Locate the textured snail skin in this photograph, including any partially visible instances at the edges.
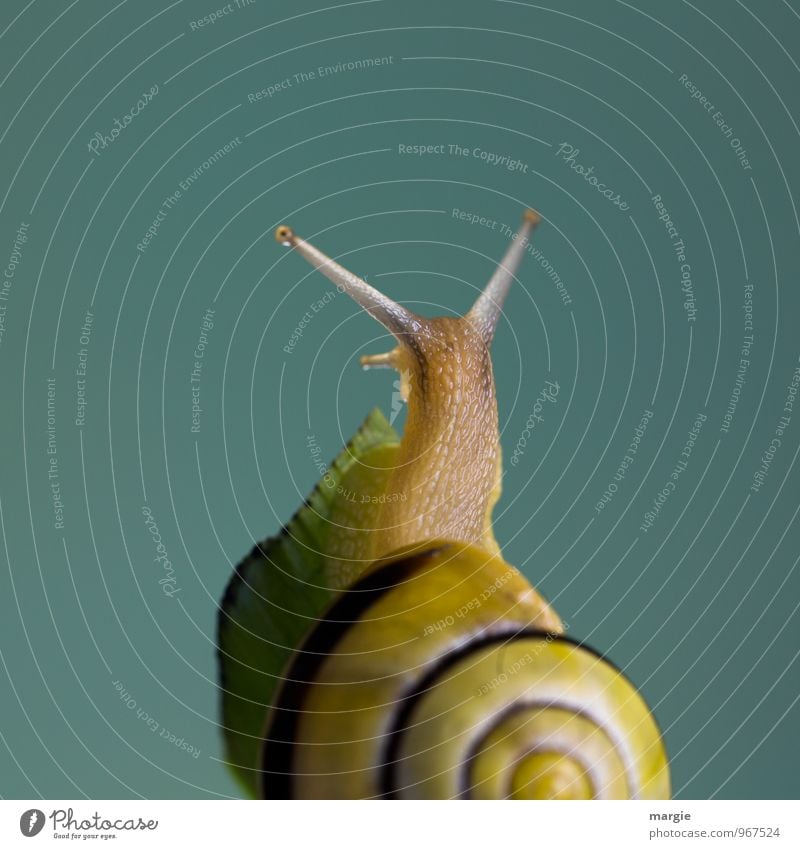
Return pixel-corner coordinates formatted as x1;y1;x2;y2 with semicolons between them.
366;319;503;559
263;213;671;799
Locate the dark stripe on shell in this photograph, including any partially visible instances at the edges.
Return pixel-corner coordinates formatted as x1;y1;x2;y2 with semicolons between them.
379;631;626;799
259;545;450;799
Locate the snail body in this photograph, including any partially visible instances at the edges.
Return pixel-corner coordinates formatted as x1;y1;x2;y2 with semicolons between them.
231;212;670;799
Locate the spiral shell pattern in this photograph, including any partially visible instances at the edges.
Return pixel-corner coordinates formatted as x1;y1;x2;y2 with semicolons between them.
260;543;669;799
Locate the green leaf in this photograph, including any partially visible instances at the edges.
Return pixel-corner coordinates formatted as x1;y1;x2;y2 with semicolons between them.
217;408;399;796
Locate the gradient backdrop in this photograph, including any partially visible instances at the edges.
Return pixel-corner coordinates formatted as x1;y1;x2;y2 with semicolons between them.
0;0;798;800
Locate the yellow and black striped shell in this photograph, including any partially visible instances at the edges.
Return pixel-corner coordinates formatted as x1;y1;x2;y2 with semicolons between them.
260;543;670;799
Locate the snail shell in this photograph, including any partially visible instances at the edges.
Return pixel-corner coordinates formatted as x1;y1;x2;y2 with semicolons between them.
238;211;672;799
260;543;670;800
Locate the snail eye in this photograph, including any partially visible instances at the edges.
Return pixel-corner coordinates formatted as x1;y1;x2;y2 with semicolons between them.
274;225;294;245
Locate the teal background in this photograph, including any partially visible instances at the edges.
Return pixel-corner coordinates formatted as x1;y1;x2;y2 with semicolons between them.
0;0;798;800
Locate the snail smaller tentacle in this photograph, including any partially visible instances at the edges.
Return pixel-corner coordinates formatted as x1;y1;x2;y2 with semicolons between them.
360;350;399;370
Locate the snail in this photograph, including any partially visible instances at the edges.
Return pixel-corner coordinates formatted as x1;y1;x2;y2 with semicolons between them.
219;211;670;800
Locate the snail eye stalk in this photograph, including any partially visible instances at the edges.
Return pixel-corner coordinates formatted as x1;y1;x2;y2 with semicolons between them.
274;224;422;340
467;208;541;347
